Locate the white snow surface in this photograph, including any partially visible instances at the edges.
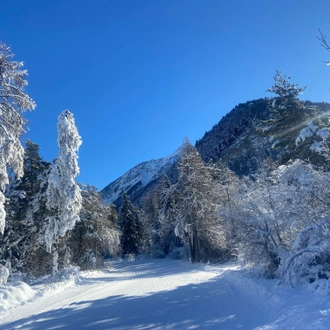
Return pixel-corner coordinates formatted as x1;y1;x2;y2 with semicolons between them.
295;122;318;146
316;128;329;140
0;259;330;329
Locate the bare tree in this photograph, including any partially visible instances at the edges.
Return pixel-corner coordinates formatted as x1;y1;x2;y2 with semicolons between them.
317;29;330;65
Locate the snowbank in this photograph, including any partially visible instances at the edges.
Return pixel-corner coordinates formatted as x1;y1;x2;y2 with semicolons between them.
0;282;36;312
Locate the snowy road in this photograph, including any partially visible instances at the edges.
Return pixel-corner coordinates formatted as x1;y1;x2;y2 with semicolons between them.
0;259;267;329
1;258;330;329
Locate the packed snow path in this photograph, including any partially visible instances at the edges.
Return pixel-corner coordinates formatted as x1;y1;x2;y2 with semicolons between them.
1;259;330;329
0;259;266;329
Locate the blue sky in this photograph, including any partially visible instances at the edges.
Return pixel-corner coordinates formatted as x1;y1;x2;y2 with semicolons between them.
1;0;330;189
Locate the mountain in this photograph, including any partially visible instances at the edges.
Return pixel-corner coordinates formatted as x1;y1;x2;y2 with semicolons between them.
101;147;182;206
196;99;330;175
102;98;330;206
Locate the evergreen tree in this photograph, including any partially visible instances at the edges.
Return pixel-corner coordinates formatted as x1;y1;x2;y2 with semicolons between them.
119;194;143;256
142;175;182;258
265;71;317;134
264;71;319;164
69;184;120;270
266;70;306;101
0;43;36;234
45;110;82;276
0;140;51;276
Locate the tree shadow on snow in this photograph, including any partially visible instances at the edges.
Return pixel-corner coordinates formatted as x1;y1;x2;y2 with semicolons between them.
1;264;266;330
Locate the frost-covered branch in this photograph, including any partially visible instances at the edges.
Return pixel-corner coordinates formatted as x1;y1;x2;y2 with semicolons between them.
0;43;36;234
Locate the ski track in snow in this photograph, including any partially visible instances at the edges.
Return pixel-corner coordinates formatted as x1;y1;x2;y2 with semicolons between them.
0;259;330;329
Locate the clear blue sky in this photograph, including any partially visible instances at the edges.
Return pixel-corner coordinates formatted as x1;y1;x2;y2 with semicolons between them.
1;0;329;189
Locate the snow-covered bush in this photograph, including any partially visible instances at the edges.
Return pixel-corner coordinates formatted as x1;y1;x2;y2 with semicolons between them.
231;161;330;279
0;264;9;285
281;220;330;288
278;164;330;289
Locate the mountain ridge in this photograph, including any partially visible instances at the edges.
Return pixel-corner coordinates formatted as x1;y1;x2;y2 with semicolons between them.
101;146;182;205
101;98;330;206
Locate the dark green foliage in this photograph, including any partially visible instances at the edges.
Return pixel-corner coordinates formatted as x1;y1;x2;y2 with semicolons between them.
196;93;330;178
265;71;311;132
0;140;52;276
266;70;306;100
69;184;120;270
141;175;182;259
196;98;269;166
119;194;143;256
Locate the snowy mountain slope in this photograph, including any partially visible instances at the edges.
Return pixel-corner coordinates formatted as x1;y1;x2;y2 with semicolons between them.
1;259;330;329
101;147;182;205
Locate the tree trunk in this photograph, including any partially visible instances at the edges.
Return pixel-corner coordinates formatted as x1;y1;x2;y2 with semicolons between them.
52;245;58;277
189;236;195;263
193;224;200;263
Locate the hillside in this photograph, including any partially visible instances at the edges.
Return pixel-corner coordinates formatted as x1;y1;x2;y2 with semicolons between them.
101;147;181;206
196;99;330;175
102;98;330;206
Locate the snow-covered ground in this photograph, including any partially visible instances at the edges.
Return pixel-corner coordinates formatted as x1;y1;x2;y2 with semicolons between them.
0;258;330;329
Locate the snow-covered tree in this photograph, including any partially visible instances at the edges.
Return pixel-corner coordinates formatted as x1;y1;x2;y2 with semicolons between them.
45;110;82;275
0;140;51;276
175;139;226;263
69;184;120;270
230;160;330;279
0;43;36;234
279;165;330;287
266;70;306;101
265;71;312;134
142;175;182;258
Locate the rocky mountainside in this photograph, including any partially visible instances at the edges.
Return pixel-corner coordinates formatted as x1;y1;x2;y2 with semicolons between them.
101;98;330;206
196;99;330;175
101;147;182;206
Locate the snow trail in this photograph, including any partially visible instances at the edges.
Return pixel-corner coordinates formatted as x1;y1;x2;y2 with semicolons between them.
2;259;330;329
0;259;266;329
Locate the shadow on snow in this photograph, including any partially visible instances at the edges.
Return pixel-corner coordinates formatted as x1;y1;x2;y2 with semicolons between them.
2;260;266;329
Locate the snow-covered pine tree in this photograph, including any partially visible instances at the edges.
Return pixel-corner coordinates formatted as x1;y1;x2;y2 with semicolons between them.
142;174;182;258
265;71;319;137
69;184;120;270
266;70;306;101
0;43;36;234
0;140;51;276
45;110;82;276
